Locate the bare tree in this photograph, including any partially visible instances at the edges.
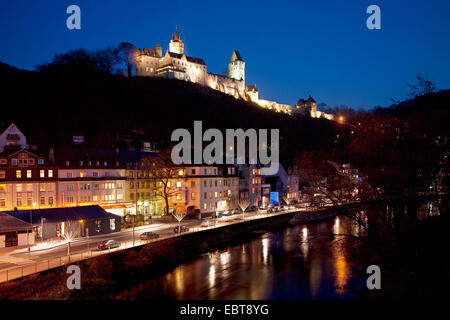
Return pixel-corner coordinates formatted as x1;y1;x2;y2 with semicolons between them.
172;208;187;235
142;148;185;216
408;72;437;98
62;220;80;263
238;197;250;213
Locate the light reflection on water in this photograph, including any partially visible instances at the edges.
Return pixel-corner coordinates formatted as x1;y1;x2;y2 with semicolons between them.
143;216;362;299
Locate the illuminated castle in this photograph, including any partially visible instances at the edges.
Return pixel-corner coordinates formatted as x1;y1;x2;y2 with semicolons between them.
135;28;334;120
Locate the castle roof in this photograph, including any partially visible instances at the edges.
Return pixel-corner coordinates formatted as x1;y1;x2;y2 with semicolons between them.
306;95;316;103
171;28;181;42
230;50;243;62
167;52;206;65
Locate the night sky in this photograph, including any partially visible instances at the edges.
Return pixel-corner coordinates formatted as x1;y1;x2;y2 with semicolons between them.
1;0;449;109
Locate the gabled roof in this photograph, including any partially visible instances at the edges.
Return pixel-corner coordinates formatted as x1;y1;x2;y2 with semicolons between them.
167;52;206;65
0;213;32;232
3;205;120;224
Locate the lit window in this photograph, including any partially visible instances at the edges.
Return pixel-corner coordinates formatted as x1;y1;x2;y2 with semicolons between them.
80;172;87;178
66;161;70;166
176;181;182;188
0;184;6;192
0;159;6;165
16;170;21;178
176;193;182;200
191;192;195;200
26;170;32;178
16;184;22;192
110;219;116;231
178;169;184;176
48;170;53;178
214;192;218;198
0;171;5;179
40;170;45;178
37;159;44;165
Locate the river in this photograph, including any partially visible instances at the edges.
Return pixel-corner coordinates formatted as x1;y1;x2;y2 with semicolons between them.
131;215;366;299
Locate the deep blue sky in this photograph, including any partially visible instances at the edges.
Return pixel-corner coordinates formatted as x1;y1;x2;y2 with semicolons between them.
1;0;449;109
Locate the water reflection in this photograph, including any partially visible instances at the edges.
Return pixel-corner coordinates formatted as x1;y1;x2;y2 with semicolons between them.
136;216;361;299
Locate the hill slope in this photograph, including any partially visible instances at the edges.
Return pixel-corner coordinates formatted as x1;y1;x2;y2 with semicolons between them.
0;62;341;161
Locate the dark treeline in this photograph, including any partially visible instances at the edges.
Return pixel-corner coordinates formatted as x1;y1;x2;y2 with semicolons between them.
0;47;340;163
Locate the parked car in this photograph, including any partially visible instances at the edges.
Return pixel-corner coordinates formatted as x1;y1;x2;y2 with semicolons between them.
222;210;232;216
140;231;159;240
268;206;279;213
201;219;214;227
231;208;239;215
97;239;121;250
215;211;224;218
173;225;189;233
245;206;258;212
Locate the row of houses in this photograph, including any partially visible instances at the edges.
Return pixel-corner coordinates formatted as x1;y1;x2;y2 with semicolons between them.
0;123;302;220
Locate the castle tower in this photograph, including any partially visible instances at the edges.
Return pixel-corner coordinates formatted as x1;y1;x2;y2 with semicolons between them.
169;27;184;55
228;50;245;82
155;43;162;57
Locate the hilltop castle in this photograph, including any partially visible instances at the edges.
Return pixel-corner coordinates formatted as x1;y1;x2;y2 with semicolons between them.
135;28;333;120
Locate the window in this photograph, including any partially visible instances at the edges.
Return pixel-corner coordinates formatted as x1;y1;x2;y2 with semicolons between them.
0;184;5;192
29;159;35;166
16;198;22;207
178;169;184;176
130;193;134;201
176;181;182;188
0;159;6;165
27;198;32;207
38;159;44;165
117;193;123;200
47;183;54;191
93;172;99;177
203;203;207;209
191;169;196;174
65;196;74;203
80;172;86;178
40;197;45;205
27;170;32;178
66;161;70;166
11;159;17;166
176;193;182;200
190;181;195;187
191;192;196;200
48;197;53;205
93;195;99;201
95;161;99;166
93;183;99;190
0;199;5;207
79;161;83;166
87;161;91;166
26;184;32;191
116;183;123;189
16;184;22;192
95;220;102;233
0;171;5;179
204;181;207;187
204;192;207;199
48;170;53;178
16;170;21;178
110;219;116;231
209;191;212;199
39;184;45;192
103;161;107;166
66;184;74;191
40;170;45;178
214;192;218;198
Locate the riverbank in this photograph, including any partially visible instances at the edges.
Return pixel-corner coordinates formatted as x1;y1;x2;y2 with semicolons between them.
0;208;337;299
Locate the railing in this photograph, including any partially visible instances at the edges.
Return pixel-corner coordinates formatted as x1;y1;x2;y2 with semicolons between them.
0;238;165;283
0;206;330;284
